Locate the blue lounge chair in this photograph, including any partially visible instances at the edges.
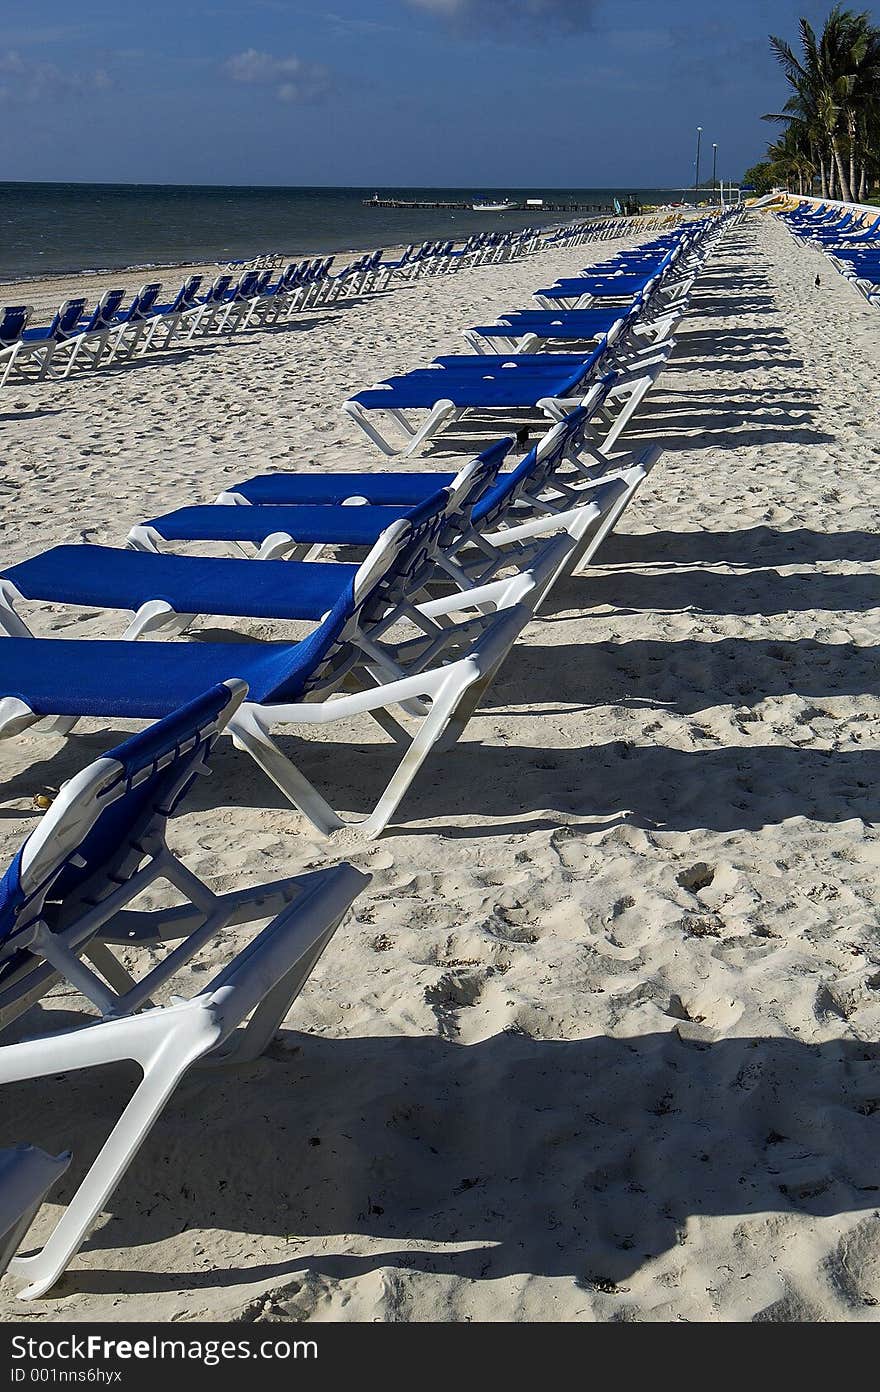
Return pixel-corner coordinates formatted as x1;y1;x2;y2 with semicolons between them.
209;269;264;333
0;678;367;1296
463;305;630;354
138;274;205;351
54;288;128;377
0;452;503;639
0;484;449;632
101;282;164;362
533;236;709;311
292;257;334;310
801;212;855;243
215;393;636;509
239;262;305;328
532;271;663;309
342;301;677;457
130;401;662;607
0;306;31;353
459;296;685;357
0;298;87;386
175;274;234;340
126;441;508;563
0;493;556;838
342;343;612;456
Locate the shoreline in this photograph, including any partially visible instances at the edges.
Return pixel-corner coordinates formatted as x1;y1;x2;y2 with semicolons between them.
0;218;584;291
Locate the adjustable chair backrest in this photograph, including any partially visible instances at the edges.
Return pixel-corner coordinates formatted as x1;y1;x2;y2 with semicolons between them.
83;289;126;333
232;271;260;299
0;681;248;1026
813;213;852;237
125;282;163;322
171;275;204;311
351;491;449;613
0;307;30;347
471;386;615;529
205;275;233;304
435;437;516;546
283;492;452;702
47;299;88;340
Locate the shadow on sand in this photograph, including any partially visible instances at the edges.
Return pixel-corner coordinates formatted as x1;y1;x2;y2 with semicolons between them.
7;1027;880;1298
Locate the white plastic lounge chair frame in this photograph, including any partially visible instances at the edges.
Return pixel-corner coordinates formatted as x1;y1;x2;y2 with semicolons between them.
188;470;651;838
342;325;672;459
0;298;87;387
52;290;129;379
221;524;597;840
0;501;622;842
0;679;368;1296
1;857;364;1299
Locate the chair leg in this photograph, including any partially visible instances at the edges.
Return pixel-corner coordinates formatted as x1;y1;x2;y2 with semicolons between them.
0;346;22;389
3;1003;222;1299
42;715;82;737
396;403;458;458
123;600;196;640
208;924;339;1065
570;470;649;578
228;709;345;836
0;585;35;639
0;697;41;739
359;607;528;839
357;660;482;839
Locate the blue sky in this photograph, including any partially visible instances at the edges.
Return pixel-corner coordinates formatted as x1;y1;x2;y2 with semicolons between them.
0;0;870;187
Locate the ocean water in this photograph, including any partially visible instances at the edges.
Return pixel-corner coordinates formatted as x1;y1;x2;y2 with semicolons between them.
0;183;680;282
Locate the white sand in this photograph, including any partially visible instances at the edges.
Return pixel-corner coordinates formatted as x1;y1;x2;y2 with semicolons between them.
2;215;880;1323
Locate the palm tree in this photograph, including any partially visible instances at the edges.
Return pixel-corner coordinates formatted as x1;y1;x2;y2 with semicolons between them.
766;126;816;195
858;96;880;198
845;17;880;198
765;7;880;204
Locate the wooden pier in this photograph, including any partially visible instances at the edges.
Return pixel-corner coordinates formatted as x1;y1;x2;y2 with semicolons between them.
364;198;468;209
362;197;618;212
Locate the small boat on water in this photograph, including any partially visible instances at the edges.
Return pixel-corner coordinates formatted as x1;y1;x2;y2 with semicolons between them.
472;198;515;212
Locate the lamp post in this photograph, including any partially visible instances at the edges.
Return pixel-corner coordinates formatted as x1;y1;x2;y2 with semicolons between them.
712;143;718;205
694;126;703;204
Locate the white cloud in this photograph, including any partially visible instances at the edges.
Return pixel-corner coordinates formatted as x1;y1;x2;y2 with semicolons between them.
0;49;114;104
223;48;331;102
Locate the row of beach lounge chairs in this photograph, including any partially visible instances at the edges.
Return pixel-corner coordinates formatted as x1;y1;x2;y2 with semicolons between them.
0;214;686;390
342;230;702;456
0;253;397;388
777;198;880;305
0;205;740;1299
219;211;682;274
0;229;553;388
